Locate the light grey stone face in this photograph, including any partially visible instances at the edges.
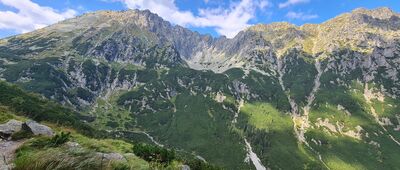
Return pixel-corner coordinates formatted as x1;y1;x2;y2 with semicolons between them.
0;120;23;139
24;121;54;137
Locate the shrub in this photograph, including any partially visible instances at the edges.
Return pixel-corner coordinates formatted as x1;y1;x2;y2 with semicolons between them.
30;136;53;148
106;121;119;128
11;130;33;140
133;143;175;164
49;132;71;147
185;159;222;170
30;132;71;148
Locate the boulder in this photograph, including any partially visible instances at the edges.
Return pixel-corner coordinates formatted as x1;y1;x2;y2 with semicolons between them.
0;120;23;139
96;152;126;162
24;121;54;137
103;153;125;161
65;142;80;148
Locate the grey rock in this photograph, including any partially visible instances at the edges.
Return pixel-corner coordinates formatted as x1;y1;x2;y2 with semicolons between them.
0;154;9;170
24;121;54;137
96;152;126;162
232;80;250;97
0;120;23;139
180;165;191;170
65;142;80;148
104;153;125;161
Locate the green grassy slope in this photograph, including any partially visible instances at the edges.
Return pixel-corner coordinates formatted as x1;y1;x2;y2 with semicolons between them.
0;81;220;170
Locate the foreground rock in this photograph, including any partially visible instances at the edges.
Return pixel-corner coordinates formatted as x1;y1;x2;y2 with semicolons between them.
24;121;54;137
0;120;23;139
96;152;126;162
0;120;53;170
103;153;126;162
0;120;54;139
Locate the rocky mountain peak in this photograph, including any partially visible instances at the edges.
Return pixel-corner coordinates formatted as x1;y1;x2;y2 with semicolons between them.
235;7;400;57
248;22;297;32
351;7;396;19
1;7;399;73
325;7;399;28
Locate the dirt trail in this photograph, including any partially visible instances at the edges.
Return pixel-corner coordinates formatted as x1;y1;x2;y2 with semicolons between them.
0;140;26;170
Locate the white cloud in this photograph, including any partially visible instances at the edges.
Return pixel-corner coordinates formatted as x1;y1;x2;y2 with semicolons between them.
0;0;77;33
258;0;270;9
120;0;271;38
285;11;318;20
278;0;309;9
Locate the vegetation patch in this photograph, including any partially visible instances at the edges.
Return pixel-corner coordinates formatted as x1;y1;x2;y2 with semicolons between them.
238;102;322;169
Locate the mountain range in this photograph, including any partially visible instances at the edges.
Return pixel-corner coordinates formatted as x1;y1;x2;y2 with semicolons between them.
0;7;400;170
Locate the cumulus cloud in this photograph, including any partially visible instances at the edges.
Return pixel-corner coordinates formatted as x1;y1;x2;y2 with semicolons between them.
120;0;270;38
286;11;318;20
279;0;309;9
0;0;77;33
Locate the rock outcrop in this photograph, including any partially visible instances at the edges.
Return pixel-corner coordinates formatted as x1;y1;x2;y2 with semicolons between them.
0;120;23;139
0;120;54;170
99;152;126;162
0;120;54;140
24;121;54;137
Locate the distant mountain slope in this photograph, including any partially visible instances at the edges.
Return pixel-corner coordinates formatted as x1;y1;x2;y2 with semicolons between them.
0;7;400;170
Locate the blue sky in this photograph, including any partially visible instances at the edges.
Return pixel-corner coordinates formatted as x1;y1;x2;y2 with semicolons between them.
0;0;399;38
